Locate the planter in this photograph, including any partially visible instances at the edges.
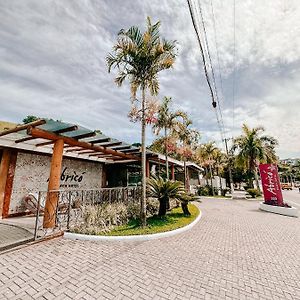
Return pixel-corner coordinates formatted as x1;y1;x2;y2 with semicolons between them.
64;210;202;242
259;202;298;218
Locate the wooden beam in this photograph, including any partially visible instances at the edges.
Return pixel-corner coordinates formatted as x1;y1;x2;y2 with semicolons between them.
43;139;64;228
28;127;140;161
35;140;55;147
65;147;84;153
0;119;46;137
76;150;99;154
0;150;11;217
146;159;150;178
110;145;131;150
88;152;107;157
15;136;37;143
122;149;140;153
69;131;96;140
15;125;78;144
171;164;175;180
90;137;110;144
99;142;122;147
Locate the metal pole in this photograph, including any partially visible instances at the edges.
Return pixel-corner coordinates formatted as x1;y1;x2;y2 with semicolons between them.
34;191;42;240
66;191;71;230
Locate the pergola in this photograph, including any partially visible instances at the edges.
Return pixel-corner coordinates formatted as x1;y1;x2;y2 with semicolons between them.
0;119;141;227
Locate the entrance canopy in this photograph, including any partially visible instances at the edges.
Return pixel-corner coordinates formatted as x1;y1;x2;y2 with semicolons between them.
0;119;141;163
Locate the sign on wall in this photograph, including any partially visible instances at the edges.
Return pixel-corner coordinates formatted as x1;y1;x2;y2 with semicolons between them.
259;164;283;206
9;152;103;214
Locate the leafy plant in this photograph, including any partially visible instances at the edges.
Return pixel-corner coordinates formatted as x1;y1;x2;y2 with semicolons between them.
147;176;184;216
246;188;261;198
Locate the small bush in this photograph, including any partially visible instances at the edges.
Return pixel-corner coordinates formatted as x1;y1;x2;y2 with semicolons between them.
197;185;218;196
246;188;261;198
221;188;230;197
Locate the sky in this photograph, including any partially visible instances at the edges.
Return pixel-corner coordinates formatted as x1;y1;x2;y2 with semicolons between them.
0;0;299;159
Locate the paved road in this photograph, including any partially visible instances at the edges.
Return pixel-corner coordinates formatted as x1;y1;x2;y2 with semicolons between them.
0;199;299;300
282;189;300;208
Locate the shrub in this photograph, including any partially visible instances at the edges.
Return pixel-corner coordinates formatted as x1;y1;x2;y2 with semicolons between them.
246;188;261;198
147;176;184;216
221;188;230;197
197;185;218;196
74;203;129;234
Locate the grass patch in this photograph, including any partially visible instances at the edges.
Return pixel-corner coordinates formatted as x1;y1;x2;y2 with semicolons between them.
102;203;199;236
203;195;231;199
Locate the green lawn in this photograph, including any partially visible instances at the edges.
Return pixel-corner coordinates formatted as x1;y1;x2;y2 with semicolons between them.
103;203;200;236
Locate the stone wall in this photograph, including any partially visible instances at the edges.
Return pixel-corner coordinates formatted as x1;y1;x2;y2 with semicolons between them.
9;152;103;215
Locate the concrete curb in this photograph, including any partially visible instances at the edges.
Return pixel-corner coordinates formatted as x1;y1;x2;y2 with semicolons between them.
259;202;298;217
64;209;202;242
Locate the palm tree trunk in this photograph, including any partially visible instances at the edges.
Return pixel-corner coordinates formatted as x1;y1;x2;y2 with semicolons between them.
158;197;168;217
184;159;187;191
254;166;260;191
165;127;169;179
209;160;214;196
141;87;147;227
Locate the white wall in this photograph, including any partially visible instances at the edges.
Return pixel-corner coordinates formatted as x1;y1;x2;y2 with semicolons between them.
9;152;103;214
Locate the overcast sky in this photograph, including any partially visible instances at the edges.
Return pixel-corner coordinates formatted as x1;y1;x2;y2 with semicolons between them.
0;0;299;158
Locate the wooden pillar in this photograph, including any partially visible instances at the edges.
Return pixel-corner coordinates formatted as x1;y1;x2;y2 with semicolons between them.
2;150;18;218
146;159;150;178
171;164;175;181
0;150;11;218
43;139;64;228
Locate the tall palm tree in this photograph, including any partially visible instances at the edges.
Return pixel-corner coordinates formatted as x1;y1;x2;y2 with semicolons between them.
152;96;187;179
213;148;227;192
175;118;200;190
197;142;217;195
107;17;176;226
233;124;278;189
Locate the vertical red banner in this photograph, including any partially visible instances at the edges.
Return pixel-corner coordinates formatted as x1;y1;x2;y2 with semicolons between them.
259;164;283;206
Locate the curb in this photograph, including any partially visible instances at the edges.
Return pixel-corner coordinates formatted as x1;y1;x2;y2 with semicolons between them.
64;209;202;242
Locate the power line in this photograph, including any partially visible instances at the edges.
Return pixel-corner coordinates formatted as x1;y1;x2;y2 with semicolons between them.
232;0;236;136
186;0;216;109
195;0;225;136
209;0;227;132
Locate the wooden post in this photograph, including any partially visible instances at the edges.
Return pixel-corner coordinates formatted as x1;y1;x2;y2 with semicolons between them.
171;164;175;181
146;159;150;178
43;139;64;228
2;150;18;218
0;150;11;218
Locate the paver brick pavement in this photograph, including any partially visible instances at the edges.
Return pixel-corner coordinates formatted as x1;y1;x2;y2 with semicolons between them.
0;199;299;299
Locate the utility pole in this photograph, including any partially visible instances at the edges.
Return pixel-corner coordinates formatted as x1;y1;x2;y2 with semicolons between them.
223;138;234;197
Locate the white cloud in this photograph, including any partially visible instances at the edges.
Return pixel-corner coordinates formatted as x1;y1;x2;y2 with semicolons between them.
0;0;299;158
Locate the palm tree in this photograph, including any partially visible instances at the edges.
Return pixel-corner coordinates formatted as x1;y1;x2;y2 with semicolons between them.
152;96;187;179
233;124;278;189
175;118;200;191
147;176;184;216
213;148;227;193
107;17;177;226
197;142;217;196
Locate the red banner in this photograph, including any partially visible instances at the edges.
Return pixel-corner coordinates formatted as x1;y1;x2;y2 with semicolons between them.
259;164;283;206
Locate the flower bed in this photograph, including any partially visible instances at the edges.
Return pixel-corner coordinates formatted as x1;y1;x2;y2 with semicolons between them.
70;203;199;236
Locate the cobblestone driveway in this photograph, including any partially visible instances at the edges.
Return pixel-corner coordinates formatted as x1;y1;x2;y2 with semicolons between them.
0;199;299;300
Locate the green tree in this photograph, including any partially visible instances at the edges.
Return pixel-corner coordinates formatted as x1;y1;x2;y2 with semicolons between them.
152;96;186;179
23;115;38;124
233;124;278;189
107;17;177;226
196;142;217;195
174;118;200;190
